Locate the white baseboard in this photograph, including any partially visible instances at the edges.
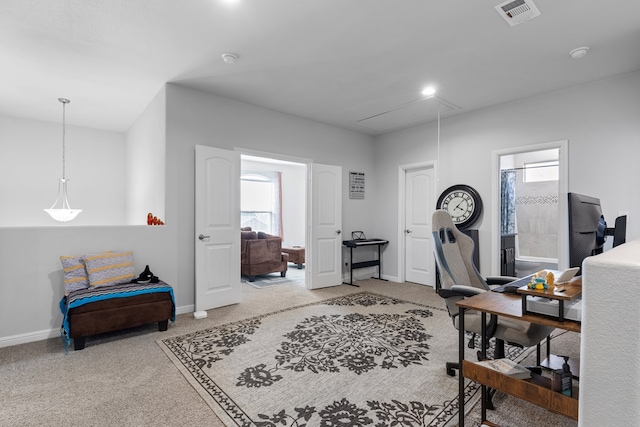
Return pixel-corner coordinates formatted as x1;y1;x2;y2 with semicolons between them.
381;273;400;283
0;328;60;348
0;304;195;349
176;304;194;315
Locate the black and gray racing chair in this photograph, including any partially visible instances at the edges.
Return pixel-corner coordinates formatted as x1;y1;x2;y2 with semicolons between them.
432;209;554;376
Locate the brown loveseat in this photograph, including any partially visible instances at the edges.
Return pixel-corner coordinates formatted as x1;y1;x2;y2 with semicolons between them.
241;229;288;281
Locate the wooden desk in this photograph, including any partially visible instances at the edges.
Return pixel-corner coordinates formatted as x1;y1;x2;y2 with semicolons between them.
456;291;580;426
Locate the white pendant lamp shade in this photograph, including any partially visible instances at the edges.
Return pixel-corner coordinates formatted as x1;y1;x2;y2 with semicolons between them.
44;178;82;222
45;98;82;222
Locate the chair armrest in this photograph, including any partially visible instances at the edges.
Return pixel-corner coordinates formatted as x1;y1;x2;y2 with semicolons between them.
486;276;518;286
452;285;486;296
438;285;485;298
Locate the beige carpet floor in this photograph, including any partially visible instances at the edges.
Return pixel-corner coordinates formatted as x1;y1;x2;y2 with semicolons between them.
0;279;579;426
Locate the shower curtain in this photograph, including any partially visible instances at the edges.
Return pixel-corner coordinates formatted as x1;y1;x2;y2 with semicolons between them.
501;169;517;235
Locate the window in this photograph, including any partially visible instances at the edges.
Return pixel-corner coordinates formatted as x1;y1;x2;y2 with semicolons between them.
241;172;282;235
524;160;558;183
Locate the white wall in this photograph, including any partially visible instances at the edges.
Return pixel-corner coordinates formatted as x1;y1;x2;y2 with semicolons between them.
374;71;640;279
126;87;166;225
165;83;378;307
0;114;127;226
580;238;640;425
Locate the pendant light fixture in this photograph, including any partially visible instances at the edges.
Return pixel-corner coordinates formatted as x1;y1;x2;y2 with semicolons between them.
44;98;82;222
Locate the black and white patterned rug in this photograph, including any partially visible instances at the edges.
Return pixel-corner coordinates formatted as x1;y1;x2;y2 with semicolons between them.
158;292;525;426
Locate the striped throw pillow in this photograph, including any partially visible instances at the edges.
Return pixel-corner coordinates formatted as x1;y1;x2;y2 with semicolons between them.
60;255;90;295
85;251;135;288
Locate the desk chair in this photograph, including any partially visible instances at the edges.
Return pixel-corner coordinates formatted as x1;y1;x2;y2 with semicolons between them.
432;210;553;377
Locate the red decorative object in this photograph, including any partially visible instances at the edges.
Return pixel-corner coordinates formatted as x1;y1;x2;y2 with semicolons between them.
147;212;164;226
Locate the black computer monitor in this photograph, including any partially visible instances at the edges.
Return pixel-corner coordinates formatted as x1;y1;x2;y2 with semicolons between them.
610;215;627;248
568;192;627;274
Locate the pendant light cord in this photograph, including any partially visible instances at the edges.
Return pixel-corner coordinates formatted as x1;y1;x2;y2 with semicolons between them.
62;100;66;179
436;103;440;182
58;98;70;180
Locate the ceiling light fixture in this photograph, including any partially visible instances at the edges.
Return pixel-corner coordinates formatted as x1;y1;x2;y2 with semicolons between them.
569;46;589;59
422;86;437;97
221;53;238;64
44;98;82;222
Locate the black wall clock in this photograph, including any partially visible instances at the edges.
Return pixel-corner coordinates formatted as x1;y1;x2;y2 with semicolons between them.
436;184;483;229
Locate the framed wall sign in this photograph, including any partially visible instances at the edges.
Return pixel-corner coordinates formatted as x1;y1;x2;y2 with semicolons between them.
349;172;365;199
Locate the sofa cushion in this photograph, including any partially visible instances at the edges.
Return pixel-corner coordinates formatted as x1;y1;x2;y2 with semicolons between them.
258;231;278;239
241;226;252;231
242;231;258;240
85;251;136;287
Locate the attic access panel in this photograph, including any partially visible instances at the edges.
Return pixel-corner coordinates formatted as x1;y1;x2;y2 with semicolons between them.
356;96;459;133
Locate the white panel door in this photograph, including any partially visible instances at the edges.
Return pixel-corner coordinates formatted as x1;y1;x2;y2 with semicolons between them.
404;167;435;286
195;145;241;311
309;163;342;289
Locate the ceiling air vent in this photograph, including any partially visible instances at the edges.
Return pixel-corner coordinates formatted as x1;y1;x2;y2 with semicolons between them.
495;0;541;26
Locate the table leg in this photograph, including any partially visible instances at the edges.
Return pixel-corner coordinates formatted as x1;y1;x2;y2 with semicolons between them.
350;247;353;285
481;311;487;422
377;244;382;279
343;247;359;287
459;306;465;427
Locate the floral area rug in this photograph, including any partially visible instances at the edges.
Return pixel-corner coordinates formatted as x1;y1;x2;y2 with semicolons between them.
158;292;525;426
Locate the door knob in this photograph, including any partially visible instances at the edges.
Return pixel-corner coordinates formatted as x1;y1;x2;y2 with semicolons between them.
198;234;210;241
405;229;412;234
335;229;341;235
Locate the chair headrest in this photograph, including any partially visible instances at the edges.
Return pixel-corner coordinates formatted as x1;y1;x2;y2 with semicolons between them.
432;209;456;230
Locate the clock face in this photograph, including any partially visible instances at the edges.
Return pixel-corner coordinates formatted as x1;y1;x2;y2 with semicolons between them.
436;185;483;229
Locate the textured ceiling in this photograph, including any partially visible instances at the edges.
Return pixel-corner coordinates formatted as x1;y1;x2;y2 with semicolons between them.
1;0;639;135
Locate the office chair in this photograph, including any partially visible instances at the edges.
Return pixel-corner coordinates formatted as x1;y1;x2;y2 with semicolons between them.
431;210;554;377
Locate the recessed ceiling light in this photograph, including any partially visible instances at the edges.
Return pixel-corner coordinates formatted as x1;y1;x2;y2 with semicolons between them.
222;53;238;64
422;86;436;97
569;46;589;59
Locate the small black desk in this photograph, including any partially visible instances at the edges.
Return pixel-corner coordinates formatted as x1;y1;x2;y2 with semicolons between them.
342;238;389;286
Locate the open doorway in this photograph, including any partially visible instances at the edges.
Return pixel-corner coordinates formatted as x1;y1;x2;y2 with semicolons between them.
492;141;568;276
240;154;307;287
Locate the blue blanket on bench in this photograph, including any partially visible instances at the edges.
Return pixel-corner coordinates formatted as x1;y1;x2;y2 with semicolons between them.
59;281;176;349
